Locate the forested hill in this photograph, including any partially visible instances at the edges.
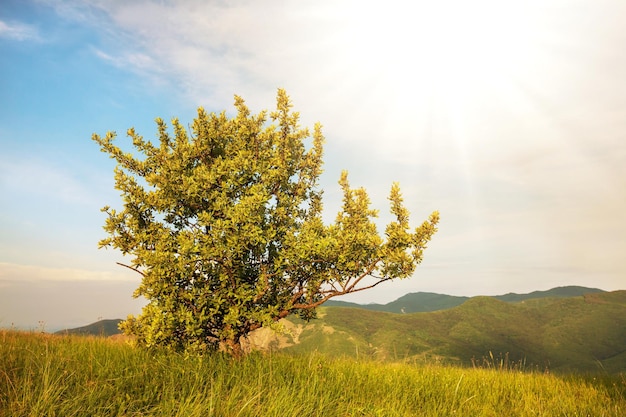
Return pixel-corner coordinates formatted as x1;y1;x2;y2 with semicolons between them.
55;319;122;337
324;285;605;313
278;290;626;373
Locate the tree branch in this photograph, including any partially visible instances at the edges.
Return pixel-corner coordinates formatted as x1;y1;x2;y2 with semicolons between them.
116;262;146;277
344;258;381;293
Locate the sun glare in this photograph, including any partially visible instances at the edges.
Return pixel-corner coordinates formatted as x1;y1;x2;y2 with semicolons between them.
329;0;550;261
339;1;539;132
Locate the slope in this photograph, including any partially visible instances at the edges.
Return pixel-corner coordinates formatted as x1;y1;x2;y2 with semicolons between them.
273;291;626;373
55;319;123;337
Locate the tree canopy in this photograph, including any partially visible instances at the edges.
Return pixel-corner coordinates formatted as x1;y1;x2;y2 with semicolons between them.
92;89;439;356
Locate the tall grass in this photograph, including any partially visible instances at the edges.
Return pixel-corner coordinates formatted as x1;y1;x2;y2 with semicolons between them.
1;330;624;416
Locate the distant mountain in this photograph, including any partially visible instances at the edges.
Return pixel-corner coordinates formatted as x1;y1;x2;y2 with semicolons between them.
325;292;469;313
324;286;605;313
493;286;605;302
55;319;122;337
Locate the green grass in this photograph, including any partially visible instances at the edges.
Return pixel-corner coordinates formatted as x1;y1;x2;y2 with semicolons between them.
1;330;625;416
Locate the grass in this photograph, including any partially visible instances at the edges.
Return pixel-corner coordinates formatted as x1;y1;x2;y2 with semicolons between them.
2;330;625;416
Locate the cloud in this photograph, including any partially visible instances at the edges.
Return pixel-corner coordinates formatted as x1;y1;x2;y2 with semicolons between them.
91;47;163;81
53;1;626;166
39;0;626;297
0;19;41;41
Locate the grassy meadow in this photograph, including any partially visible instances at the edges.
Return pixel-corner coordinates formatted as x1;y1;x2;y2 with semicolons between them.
2;329;625;416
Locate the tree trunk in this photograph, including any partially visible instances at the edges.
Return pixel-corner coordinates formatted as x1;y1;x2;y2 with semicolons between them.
222;336;245;358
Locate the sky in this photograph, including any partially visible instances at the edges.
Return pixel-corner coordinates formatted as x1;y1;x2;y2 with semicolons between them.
1;0;625;331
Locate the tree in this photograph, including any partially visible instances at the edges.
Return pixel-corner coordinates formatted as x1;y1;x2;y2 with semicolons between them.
92;89;439;357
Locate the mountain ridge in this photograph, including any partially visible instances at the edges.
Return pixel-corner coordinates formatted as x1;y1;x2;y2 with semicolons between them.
324;285;605;313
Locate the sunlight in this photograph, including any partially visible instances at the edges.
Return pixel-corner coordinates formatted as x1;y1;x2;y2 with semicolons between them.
329;0;551;218
329;0;550;270
341;0;538;122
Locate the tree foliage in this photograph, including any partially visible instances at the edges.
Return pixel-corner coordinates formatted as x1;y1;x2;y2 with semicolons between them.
92;90;439;356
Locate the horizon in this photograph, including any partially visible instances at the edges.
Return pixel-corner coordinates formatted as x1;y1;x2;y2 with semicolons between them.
2;1;625;330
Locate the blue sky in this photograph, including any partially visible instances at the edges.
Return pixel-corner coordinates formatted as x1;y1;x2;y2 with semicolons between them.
1;0;625;330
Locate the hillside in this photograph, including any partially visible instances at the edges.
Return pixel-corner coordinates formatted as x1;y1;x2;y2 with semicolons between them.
252;290;626;373
55;319;122;337
324;285;604;313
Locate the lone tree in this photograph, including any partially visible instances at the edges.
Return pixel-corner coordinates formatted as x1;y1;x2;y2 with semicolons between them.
93;89;439;356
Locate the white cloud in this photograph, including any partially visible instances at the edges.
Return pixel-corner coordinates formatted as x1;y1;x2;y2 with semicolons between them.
62;1;626;168
92;46;163;81
0;19;41;41
40;0;626;296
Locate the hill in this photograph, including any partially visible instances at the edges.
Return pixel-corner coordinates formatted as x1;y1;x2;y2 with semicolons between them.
324;285;604;313
325;291;469;313
493;285;605;302
55;319;122;337
252;290;626;373
57;287;625;373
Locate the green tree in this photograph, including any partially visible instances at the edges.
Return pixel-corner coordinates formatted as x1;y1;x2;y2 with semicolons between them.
92;89;439;357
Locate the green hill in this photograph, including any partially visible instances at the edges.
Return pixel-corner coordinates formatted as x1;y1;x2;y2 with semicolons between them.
324;285;604;313
323;292;467;312
493;285;605;302
257;290;626;373
55;319;122;337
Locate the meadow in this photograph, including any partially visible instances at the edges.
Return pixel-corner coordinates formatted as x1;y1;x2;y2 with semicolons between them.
1;330;625;416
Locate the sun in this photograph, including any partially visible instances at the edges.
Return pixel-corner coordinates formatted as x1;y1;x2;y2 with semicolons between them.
336;0;540;134
324;0;549;255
